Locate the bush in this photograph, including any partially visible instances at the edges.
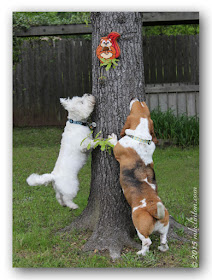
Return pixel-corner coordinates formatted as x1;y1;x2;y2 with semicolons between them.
151;110;199;147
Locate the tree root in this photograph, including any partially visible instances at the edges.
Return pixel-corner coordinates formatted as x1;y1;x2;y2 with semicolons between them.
168;215;195;242
58;213;194;259
82;229;141;260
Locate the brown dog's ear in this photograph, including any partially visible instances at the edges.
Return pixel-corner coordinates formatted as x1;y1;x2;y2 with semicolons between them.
152;135;159;145
149;119;158;144
120;116;131;137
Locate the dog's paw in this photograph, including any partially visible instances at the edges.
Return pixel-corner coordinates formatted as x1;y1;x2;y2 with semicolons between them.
65;201;79;209
158;243;169;252
136;248;149;256
69;203;79;209
125;129;132;135
108;133;118;146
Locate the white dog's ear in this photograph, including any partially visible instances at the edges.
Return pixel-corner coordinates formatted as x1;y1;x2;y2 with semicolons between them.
60;98;69;110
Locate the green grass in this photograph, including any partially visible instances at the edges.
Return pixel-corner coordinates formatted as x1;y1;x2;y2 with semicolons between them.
13;127;199;268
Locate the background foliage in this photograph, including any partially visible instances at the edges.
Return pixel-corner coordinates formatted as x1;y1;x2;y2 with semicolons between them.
151;110;199;147
13;12;90;31
13;12;199;35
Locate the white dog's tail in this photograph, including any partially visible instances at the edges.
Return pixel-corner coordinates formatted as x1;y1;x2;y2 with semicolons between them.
26;173;54;186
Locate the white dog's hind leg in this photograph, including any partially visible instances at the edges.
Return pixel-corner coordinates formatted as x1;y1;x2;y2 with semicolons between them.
62;195;79;209
56;192;66;206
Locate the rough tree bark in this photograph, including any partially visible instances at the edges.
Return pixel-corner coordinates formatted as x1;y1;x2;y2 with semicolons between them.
62;12;193;259
63;12;145;259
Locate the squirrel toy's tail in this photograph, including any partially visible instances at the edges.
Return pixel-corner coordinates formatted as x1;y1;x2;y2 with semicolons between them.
107;32;120;58
26;173;54;186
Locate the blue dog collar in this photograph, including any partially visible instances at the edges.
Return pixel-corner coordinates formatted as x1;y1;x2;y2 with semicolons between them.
68;119;96;130
69;119;86;126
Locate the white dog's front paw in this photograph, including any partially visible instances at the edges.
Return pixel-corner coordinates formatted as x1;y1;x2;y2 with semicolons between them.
108;133;118;146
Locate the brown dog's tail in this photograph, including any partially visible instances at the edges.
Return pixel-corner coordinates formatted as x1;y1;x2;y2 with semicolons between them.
147;201;165;220
156;202;165;219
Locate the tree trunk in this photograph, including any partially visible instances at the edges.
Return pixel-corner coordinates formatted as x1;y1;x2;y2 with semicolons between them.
61;12;193;259
63;12;145;259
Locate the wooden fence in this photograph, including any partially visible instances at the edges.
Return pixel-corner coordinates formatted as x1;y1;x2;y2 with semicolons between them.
143;35;199;84
13;35;199;126
145;83;199;117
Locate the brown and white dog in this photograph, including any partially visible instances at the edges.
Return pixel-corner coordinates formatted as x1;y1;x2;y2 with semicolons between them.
108;99;169;256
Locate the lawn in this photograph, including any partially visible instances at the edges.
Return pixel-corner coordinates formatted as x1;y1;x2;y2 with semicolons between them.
13;127;199;268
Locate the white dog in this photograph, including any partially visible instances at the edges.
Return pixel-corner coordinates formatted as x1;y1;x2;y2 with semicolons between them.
27;94;96;209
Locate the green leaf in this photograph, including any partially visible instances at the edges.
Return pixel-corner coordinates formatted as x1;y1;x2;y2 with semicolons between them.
87;143;91;150
100;62;109;67
107;142;114;148
95;131;102;139
100;144;105;151
94;143;99;149
80;131;93;146
112;61;118;66
105;63;112;71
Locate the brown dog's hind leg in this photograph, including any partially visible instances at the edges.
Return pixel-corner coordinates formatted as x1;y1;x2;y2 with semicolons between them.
132;210;155;256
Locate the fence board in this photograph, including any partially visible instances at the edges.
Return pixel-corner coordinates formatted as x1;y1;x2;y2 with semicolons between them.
183;36;190;82
32;41;40;118
187;92;196;117
176;35;184;83
154;36;163;82
149;94;159;111
190;35;196;84
196;92;199;116
159;93;168;112
143;37;150;84
177;93;187;116
149;36;157;83
162;36;170;83
145;93;150;108
168;93;177;116
169;36;177;83
196;35;199;84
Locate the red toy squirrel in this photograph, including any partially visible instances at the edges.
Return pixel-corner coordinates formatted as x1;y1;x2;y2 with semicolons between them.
96;32;120;63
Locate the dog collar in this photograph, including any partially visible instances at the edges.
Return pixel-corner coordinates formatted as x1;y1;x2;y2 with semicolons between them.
127;135;152;145
68;119;96;130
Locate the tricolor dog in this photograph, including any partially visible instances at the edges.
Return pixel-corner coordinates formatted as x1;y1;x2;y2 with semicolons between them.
27;94;96;209
109;99;169;256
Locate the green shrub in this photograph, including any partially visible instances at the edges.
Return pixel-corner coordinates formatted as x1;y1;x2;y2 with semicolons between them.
151;110;199;147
